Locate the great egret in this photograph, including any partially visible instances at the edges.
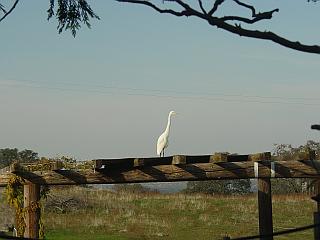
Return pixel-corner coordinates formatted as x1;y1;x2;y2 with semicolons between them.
157;111;176;157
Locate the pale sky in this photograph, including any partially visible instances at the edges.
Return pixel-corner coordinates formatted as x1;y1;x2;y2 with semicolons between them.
1;0;320;160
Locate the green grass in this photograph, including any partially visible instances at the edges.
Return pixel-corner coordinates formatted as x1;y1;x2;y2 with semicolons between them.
41;188;315;240
1;187;316;239
46;229;132;240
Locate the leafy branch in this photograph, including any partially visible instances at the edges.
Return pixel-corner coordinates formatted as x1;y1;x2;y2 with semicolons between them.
47;0;100;37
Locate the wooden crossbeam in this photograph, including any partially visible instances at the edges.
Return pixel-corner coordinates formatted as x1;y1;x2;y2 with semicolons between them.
1;160;320;186
94;152;272;169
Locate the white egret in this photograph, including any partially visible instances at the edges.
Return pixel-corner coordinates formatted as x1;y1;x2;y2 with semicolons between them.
157;111;176;157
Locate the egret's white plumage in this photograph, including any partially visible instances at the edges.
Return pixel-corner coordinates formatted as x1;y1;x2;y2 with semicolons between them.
157;111;176;157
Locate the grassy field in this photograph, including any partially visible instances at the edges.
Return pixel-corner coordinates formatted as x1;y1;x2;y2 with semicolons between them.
0;187;316;240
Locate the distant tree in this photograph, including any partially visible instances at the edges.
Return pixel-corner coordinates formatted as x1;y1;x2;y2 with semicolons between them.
271;140;320;194
273;140;320;161
185;179;251;195
1;0;319;54
18;149;39;163
0;148;39;168
0;148;19;168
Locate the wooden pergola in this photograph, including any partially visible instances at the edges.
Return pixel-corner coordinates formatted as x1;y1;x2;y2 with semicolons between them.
1;151;320;239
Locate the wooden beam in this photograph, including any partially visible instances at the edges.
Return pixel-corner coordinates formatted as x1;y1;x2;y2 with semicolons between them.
94;152;272;169
1;160;320;186
24;183;40;239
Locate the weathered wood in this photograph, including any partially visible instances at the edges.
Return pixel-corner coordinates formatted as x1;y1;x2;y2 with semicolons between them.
94;152;272;169
258;178;273;240
255;151;273;239
24;183;40;239
3;161;65;173
211;153;228;162
248;152;271;161
1;160;320;186
172;155;186;165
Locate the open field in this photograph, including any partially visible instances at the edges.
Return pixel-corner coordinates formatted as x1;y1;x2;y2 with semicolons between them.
0;187;316;239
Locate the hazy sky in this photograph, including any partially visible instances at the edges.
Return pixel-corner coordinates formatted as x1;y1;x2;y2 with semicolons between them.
1;0;320;160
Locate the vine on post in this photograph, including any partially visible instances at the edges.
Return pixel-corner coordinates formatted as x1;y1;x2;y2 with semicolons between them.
5;175;25;237
5;175;50;238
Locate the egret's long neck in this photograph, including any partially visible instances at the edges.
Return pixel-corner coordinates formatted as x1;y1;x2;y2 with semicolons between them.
164;114;172;134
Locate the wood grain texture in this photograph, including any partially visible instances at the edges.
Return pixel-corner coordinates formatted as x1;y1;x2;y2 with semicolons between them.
1;160;320;186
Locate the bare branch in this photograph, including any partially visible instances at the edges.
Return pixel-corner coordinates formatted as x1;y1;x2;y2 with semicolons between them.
116;0;187;16
117;0;320;54
220;9;279;24
234;0;256;16
0;3;7;14
198;0;207;14
233;0;279;19
207;17;320;54
208;0;225;16
220;16;261;24
172;0;193;11
0;0;19;23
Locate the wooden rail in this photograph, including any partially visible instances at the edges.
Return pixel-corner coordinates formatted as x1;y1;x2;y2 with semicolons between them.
1;159;320;186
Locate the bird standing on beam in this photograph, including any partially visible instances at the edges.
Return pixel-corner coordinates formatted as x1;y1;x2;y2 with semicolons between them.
157;111;176;157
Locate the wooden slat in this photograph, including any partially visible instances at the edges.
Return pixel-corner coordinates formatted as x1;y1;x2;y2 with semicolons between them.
1;160;320;186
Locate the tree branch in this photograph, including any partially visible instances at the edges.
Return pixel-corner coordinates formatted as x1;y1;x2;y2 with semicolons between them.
207;17;320;54
116;0;187;16
118;0;320;54
233;0;279;20
0;3;7;14
208;0;225;16
220;8;279;24
0;0;19;23
234;0;256;16
198;0;207;14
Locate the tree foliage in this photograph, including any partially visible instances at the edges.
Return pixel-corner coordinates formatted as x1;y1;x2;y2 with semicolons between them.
185;179;251;195
0;0;319;53
47;0;100;37
271;140;320;194
0;148;39;168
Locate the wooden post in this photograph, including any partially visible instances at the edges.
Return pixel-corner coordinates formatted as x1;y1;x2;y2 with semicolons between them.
258;177;273;240
313;179;320;240
304;150;320;240
24;183;40;239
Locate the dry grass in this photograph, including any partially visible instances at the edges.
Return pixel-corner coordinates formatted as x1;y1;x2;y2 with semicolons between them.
0;187;316;239
39;187;315;240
